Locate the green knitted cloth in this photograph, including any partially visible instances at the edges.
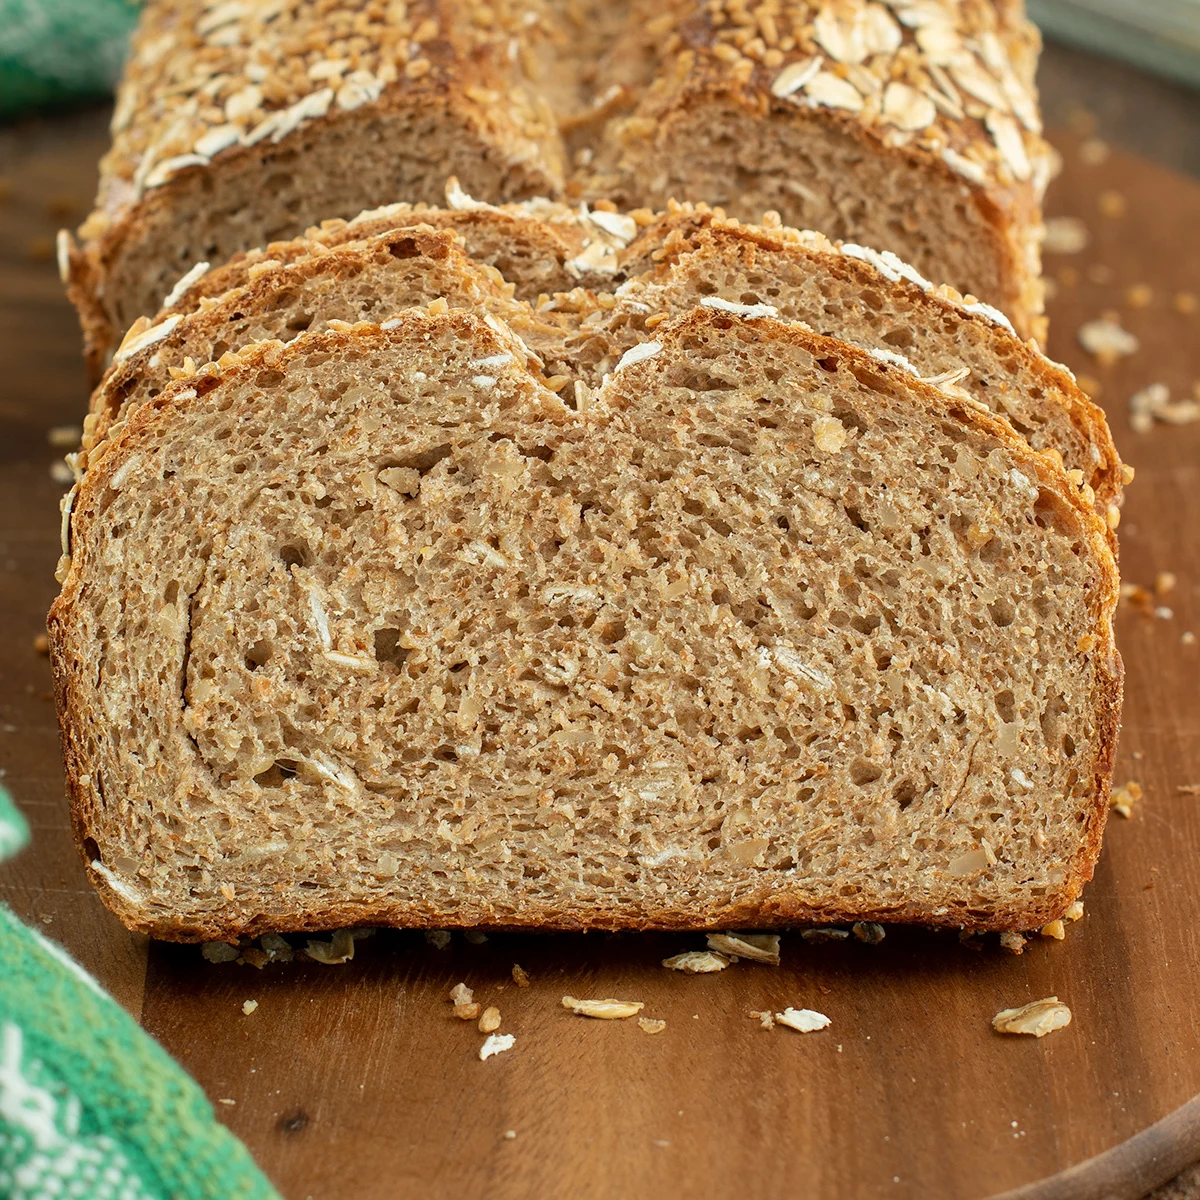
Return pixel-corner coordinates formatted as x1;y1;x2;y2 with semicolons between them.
0;787;280;1200
0;0;139;118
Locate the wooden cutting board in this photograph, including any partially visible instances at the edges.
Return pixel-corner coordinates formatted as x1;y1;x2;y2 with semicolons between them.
1;112;1198;1200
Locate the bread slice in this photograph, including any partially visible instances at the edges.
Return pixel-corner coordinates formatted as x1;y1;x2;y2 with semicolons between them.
81;200;1123;526
49;305;1121;940
596;213;1122;520
64;0;1052;376
78;224;570;468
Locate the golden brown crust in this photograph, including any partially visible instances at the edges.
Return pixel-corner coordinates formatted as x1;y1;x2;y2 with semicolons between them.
50;310;1122;942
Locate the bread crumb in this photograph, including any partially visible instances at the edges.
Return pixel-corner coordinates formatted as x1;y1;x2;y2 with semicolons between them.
450;982;474;1005
480;1033;515;1061
218;1098;236;1106
50;461;74;485
47;425;81;448
463;930;488;944
503;1130;517;1140
561;995;644;1019
33;635;49;656
775;1008;830;1033
1042;217;1087;255
705;932;781;964
1078;317;1138;366
999;931;1026;955
1177;784;1200;796
511;963;531;987
479;1007;502;1034
1040;920;1066;940
1155;572;1178;596
425;930;451;949
1173;292;1198;315
304;929;357;964
812;415;847;454
1126;284;1153;309
749;1010;774;1029
801;928;850;943
852;922;886;945
1110;780;1142;819
1065;900;1085;921
1183;632;1197;647
637;1017;667;1035
1097;191;1126;219
1129;383;1199;431
993;997;1072;1038
242;999;258;1015
201;942;240;964
1079;137;1109;165
662;950;730;973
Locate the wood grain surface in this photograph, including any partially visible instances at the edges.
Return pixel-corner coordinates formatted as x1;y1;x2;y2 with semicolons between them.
1;103;1198;1200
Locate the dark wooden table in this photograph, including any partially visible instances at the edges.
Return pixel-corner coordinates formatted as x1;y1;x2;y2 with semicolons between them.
2;46;1199;1200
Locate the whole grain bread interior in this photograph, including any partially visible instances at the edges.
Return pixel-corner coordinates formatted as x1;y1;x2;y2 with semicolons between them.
50;306;1121;941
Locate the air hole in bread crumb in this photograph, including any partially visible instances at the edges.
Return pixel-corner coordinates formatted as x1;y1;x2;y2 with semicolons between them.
278;543;309;567
988;599;1016;627
245;640;273;671
388;237;421;259
882;327;914;350
255;369;286;389
373;628;410;671
254;759;298;788
893;779;918;810
995;690;1017;722
851;760;883;786
817;357;839;373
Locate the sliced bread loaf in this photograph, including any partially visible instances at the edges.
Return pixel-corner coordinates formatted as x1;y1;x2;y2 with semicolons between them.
81;200;1123;525
49;305;1121;940
63;0;1052;376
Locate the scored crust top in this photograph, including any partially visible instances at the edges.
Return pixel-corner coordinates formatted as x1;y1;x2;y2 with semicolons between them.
78;0;1051;241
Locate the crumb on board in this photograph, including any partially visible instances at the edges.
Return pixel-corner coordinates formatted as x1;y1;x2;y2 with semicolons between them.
1097;190;1126;219
1155;572;1177;596
1174;292;1198;315
561;995;644;1019
999;931;1026;955
1042;216;1087;255
512;963;530;987
1079;137;1109;165
479;1007;502;1034
480;1033;515;1061
464;930;488;944
1184;632;1197;647
1178;784;1200;796
47;425;81;448
50;461;74;485
33;634;49;656
852;922;886;945
1078;317;1138;366
425;930;451;949
1129;383;1200;432
775;1008;831;1033
1039;920;1065;941
749;1010;775;1030
662;950;730;973
993;997;1072;1038
503;1130;517;1140
1065;900;1085;921
1111;780;1143;819
705;932;781;964
1126;284;1153;309
801;927;850;943
242;999;258;1015
637;1017;667;1035
304;929;359;964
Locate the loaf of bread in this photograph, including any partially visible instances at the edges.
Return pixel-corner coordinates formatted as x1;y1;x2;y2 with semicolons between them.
50;289;1121;940
79;196;1122;526
61;0;1052;379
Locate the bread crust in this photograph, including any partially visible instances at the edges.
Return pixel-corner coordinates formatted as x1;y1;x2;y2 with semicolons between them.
49;311;1122;942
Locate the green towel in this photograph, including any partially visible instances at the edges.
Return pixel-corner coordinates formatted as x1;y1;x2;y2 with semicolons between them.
0;786;281;1200
0;0;139;118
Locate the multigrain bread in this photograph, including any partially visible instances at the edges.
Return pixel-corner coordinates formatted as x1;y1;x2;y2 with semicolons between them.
80;198;1123;524
62;0;1052;378
49;305;1121;940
